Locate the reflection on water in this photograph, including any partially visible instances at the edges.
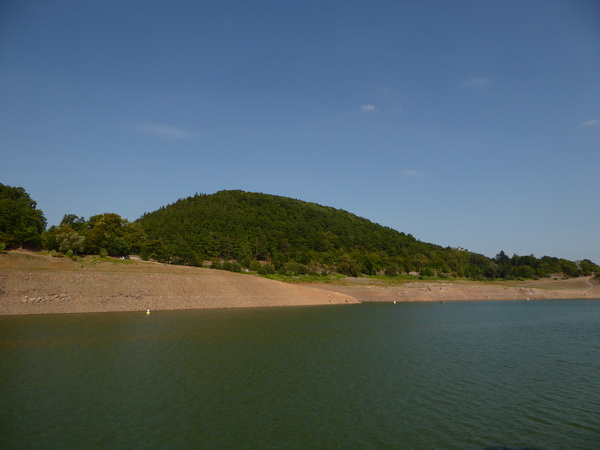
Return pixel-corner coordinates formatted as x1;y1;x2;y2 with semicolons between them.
1;300;599;449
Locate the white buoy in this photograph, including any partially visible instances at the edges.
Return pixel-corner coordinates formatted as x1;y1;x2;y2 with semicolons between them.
393;301;397;304
146;309;151;315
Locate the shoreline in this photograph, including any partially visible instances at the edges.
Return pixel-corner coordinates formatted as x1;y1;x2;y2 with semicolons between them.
307;278;600;303
1;251;598;316
0;251;357;316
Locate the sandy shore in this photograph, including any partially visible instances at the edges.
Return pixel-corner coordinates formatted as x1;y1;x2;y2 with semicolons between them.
0;251;357;315
1;251;598;316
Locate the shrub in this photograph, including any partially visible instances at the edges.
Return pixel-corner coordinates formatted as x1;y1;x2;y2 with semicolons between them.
285;262;308;276
384;263;400;277
248;260;262;272
222;261;242;272
420;267;435;277
258;263;275;275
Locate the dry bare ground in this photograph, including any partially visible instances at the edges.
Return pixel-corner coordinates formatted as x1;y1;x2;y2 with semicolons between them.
1;251;598;316
308;275;600;303
0;251;357;316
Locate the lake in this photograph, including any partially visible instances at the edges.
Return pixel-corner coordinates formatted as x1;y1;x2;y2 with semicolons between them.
1;300;599;449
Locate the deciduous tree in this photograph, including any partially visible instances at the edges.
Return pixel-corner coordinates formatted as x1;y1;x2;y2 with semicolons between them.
0;184;46;247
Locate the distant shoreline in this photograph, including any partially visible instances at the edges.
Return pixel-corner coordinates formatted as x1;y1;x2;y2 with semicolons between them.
1;251;598;316
308;277;600;303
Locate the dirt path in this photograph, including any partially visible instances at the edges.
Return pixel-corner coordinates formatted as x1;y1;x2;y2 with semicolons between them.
585;277;595;289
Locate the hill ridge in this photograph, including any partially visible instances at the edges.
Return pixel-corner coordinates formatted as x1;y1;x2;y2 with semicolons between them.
136;190;598;280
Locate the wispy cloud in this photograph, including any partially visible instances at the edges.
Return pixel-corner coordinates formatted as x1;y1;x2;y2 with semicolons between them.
361;104;377;112
579;119;600;128
463;77;491;88
376;87;403;112
133;122;197;140
401;169;424;178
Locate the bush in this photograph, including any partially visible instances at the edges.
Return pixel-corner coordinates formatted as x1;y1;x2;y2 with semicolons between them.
384;263;400;277
337;260;362;277
420;267;435;277
0;242;5;252
285;261;308;276
258;263;275;275
248;260;262;272
222;261;242;272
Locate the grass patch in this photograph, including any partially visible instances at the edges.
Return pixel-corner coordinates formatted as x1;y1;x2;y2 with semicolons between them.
259;272;346;283
89;255;137;265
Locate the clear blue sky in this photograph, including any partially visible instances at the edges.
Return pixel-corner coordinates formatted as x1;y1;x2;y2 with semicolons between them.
1;0;599;263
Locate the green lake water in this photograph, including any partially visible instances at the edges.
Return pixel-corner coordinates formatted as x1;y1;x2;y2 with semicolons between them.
1;300;599;449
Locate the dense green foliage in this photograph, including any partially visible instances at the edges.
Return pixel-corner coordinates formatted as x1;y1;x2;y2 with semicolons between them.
0;183;46;248
136;190;600;279
138;190;432;270
42;213;147;257
4;184;597;280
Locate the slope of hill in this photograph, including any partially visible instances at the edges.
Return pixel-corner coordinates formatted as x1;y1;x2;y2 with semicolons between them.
135;190;598;280
137;190;464;276
0;251;357;315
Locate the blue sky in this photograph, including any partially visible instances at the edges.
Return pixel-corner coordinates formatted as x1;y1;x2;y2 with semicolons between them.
1;0;599;263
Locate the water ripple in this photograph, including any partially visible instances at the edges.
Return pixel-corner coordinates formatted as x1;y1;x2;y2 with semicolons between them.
1;301;600;448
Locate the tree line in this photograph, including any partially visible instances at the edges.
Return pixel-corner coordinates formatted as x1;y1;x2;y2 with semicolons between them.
1;184;598;279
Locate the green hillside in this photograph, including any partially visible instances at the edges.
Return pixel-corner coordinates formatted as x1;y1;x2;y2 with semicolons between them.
3;183;598;280
138;190;434;274
136;190;597;279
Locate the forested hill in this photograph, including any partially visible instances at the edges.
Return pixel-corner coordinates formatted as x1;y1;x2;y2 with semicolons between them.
136;190;598;279
2;182;598;279
137;190;434;274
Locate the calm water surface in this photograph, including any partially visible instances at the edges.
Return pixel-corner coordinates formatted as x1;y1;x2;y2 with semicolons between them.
1;300;599;449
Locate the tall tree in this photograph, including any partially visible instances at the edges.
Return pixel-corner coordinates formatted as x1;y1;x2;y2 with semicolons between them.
83;213;129;255
0;183;46;247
